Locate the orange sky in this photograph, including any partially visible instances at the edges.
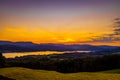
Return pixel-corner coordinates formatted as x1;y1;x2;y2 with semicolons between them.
0;26;119;46
0;0;120;46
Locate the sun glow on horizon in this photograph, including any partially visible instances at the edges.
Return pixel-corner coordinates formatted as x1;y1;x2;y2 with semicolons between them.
0;26;119;46
0;0;120;46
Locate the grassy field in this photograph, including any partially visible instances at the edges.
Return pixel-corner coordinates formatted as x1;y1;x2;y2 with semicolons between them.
0;67;120;80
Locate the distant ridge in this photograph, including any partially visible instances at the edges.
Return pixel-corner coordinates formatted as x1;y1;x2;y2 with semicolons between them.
0;40;120;53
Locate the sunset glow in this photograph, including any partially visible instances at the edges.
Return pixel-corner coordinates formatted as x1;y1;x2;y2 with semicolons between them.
0;0;120;46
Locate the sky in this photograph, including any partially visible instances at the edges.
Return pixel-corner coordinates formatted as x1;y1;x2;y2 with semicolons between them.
0;0;120;46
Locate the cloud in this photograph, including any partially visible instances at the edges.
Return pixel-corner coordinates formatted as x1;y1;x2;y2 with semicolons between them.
88;18;120;43
91;35;120;43
113;18;120;35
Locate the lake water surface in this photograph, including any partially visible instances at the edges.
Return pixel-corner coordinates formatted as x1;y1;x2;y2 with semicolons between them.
3;51;91;58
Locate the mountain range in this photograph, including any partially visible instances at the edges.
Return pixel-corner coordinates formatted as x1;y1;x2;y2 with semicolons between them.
0;41;120;53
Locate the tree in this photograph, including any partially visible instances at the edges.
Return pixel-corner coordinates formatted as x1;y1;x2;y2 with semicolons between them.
0;52;5;67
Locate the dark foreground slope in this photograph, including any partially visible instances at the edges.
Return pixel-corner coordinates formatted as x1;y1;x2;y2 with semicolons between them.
0;75;15;80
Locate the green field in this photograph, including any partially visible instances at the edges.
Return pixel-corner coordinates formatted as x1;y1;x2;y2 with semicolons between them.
0;67;120;80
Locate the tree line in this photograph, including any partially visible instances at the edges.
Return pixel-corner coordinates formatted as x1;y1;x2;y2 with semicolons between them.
0;53;119;73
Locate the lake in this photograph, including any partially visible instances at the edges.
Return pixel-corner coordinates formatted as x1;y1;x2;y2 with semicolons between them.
3;50;91;58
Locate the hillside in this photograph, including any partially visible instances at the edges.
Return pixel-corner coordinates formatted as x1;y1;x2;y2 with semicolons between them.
100;69;120;74
0;67;120;80
0;41;120;53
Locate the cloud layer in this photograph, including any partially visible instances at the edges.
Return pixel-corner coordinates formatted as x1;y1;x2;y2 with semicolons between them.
90;18;120;43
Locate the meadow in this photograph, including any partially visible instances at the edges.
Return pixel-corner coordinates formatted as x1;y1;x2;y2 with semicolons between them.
0;67;120;80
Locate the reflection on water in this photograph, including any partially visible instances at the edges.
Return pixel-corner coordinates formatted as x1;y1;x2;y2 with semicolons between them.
3;51;91;58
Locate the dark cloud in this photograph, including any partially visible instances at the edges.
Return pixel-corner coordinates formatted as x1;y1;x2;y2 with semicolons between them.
90;18;120;43
113;18;120;35
91;35;120;43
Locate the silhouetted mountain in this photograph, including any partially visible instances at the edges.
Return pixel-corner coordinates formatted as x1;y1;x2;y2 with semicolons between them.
0;41;120;53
